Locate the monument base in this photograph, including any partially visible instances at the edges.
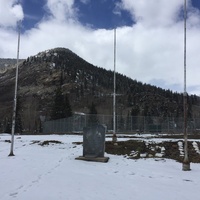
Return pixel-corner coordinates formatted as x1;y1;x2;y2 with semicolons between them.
75;156;109;163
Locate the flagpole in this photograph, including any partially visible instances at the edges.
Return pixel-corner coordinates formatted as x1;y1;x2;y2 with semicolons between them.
182;0;190;170
9;20;21;156
112;28;117;142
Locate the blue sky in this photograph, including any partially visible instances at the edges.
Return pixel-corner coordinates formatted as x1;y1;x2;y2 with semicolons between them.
192;0;200;9
22;0;200;30
1;0;200;95
22;0;45;30
22;0;134;30
73;0;133;29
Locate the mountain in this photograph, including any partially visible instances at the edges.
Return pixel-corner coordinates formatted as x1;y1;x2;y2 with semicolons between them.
0;47;200;133
0;58;24;70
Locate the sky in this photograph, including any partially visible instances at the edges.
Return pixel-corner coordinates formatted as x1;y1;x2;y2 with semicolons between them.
1;134;200;200
0;0;200;95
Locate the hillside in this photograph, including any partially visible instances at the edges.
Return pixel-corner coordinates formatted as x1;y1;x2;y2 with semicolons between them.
0;47;200;133
0;58;24;70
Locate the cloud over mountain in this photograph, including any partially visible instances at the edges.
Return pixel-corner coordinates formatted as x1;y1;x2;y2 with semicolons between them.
0;0;200;94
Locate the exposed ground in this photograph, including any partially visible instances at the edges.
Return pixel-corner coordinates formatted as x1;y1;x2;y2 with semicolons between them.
105;134;200;163
2;133;200;163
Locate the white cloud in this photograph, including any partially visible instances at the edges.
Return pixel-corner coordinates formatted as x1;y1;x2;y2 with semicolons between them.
80;0;90;4
0;0;24;27
0;0;200;95
121;0;184;27
44;0;77;22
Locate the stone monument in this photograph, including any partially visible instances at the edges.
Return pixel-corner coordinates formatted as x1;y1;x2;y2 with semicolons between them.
76;124;109;162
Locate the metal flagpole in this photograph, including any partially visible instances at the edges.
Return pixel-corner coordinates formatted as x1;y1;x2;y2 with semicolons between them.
112;28;117;142
9;20;21;156
182;0;190;170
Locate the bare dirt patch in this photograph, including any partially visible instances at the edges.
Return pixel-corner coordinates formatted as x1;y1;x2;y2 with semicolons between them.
30;140;63;146
105;140;200;163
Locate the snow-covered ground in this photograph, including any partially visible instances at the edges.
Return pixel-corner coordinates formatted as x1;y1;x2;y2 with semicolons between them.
0;134;200;200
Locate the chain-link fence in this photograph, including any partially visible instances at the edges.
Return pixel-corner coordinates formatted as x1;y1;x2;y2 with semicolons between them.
42;114;200;134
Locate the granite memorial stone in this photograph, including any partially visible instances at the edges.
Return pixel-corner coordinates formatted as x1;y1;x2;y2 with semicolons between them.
76;124;109;162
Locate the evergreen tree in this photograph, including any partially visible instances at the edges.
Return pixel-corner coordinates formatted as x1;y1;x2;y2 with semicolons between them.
51;88;72;120
88;102;98;126
131;105;140;116
125;112;131;131
4;96;23;133
64;94;72;118
15;96;23;133
118;114;125;131
5;119;11;133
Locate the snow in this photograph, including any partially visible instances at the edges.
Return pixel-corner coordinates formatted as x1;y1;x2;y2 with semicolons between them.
0;134;200;200
178;141;184;157
193;141;200;154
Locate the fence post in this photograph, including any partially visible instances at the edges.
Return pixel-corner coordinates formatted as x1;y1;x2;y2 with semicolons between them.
85;115;87;127
131;116;132;132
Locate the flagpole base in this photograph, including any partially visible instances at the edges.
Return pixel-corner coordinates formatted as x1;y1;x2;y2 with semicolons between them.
182;161;191;171
112;133;117;143
8;151;15;157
